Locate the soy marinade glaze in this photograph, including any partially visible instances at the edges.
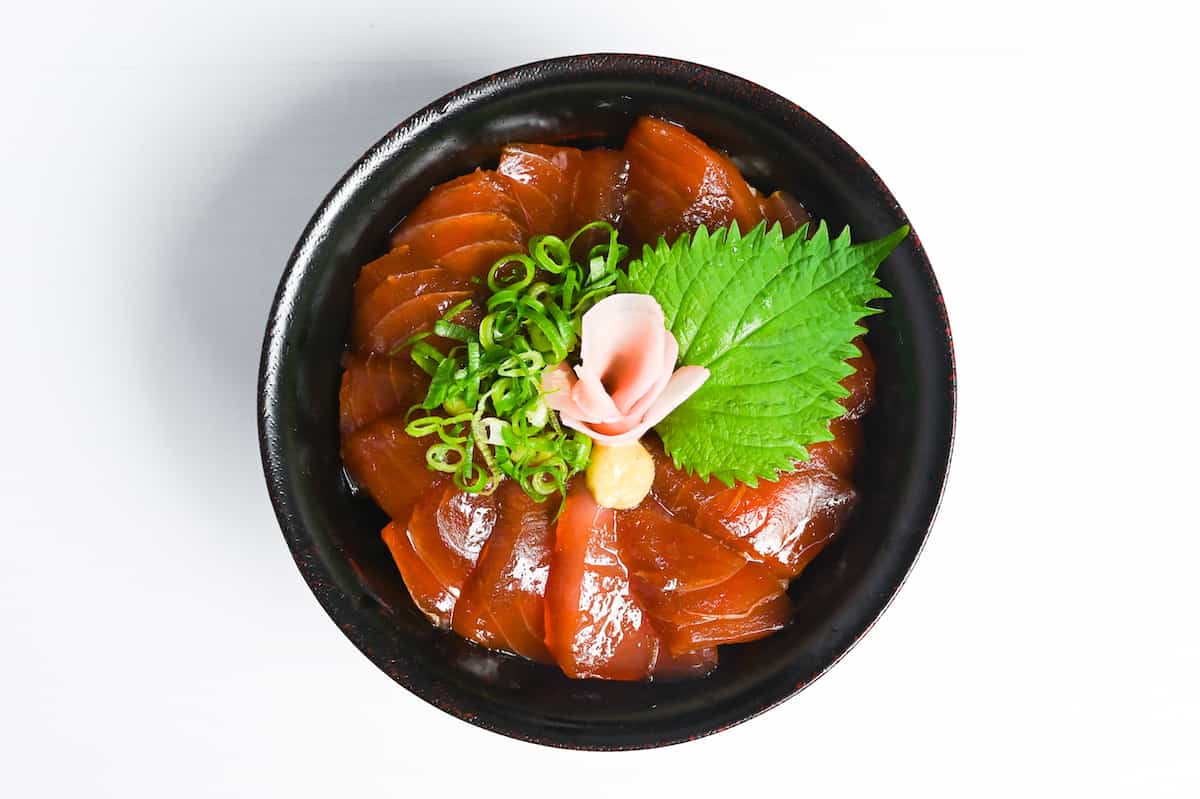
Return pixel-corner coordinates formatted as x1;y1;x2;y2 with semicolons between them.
339;116;874;681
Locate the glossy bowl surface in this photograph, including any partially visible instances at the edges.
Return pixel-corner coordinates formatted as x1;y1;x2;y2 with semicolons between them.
258;53;955;749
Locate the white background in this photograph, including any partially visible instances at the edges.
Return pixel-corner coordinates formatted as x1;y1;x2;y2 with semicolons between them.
2;1;1197;796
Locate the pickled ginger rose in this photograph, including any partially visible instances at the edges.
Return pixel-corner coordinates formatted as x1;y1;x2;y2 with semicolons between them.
541;295;708;444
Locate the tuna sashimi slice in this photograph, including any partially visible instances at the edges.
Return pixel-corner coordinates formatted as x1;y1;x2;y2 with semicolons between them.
497;143;583;237
805;417;863;480
652;645;718;680
758;190;813;236
545;482;659;680
648;438;858;578
658;593;792;656
434;240;525;278
407;484;497;599
400;169;527;232
390;211;525;276
620;494;789;653
453;481;554;662
637;561;785;626
570;148;630;248
341;416;444;525
352;269;474;349
353;245;425;309
338;353;429;435
382;519;457;628
617;499;745;594
696;471;858;579
648;437;728;521
358;290;480;356
624;117;765;247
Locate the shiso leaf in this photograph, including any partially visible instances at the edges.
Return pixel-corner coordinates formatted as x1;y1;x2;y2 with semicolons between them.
623;220;907;486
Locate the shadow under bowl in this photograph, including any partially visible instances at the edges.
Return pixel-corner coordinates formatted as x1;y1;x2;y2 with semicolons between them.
258;53;955;750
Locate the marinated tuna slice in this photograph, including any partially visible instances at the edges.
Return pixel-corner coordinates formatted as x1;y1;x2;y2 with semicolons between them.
400;170;527;232
341;416;444;524
696;470;857;579
759;190;813;236
617;499;745;593
658;592;792;655
570;148;630;246
497;143;583;237
338;352;428;434
805;417;863;479
382;520;456;628
390;212;526;278
648;438;727;522
353;269;473;350
407;484;497;598
434;240;525;277
637;561;785;626
652;645;718;680
545;482;659;680
648;437;857;578
624;117;764;246
353;245;425;309
356;290;480;356
839;337;877;420
453;481;554;662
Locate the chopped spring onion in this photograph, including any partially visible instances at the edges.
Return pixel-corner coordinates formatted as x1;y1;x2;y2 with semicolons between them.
402;221;628;505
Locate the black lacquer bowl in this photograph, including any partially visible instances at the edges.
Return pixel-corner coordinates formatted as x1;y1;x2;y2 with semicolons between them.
258;54;954;749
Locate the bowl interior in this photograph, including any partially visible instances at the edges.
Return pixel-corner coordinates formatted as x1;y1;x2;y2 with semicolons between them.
259;55;953;749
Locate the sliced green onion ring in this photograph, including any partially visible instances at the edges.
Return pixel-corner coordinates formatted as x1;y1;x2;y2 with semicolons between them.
399;219;629;506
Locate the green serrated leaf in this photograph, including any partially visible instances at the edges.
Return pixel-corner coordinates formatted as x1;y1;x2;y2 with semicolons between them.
625;220;908;485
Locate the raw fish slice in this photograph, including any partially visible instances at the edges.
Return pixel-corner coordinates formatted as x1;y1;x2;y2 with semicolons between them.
341;416;445;524
648;437;727;522
839;337;876;420
652;646;718;680
658;593;791;655
805;417;863;479
393;211;525;271
358;290;480;355
623;159;701;249
569;148;630;249
353;245;425;309
338;353;428;434
453;481;554;662
624;165;691;238
624;117;764;246
407;484;497;597
648;438;858;578
383;168;528;278
545;481;659;680
617;499;745;593
497;143;583;236
391;211;523;251
352;270;474;353
636;561;786;625
381;520;457;628
759;190;813;236
400;170;527;231
696;471;857;579
434;239;525;277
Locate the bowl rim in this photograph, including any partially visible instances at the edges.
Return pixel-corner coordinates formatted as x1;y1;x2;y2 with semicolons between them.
258;52;956;750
